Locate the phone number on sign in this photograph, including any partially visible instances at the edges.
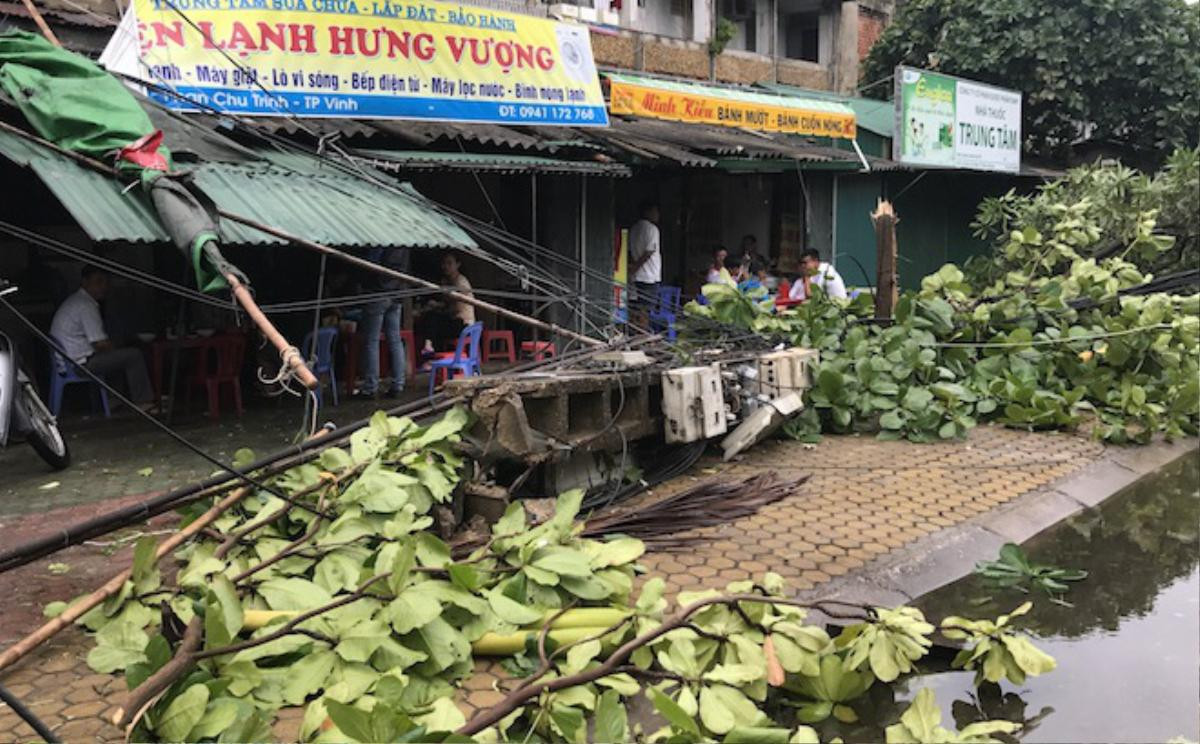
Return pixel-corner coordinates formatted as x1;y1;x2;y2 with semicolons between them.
499;104;598;121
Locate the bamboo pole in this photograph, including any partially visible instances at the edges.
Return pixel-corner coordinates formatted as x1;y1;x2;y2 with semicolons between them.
0;488;250;673
224;272;318;389
18;0;61;47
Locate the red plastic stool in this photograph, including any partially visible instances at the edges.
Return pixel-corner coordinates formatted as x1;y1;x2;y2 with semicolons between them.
519;341;557;361
483;330;516;363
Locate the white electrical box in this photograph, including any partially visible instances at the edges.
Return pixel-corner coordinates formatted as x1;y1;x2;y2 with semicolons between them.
758;348;819;401
661;365;727;444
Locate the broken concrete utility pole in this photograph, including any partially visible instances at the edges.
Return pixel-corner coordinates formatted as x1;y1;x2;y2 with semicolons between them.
871;198;899;320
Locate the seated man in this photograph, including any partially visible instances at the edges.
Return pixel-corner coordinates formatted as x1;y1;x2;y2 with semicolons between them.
50;266;154;410
788;249;847;302
415;252;475;357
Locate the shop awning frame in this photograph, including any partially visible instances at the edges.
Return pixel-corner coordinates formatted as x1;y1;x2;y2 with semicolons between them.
352;149;631;177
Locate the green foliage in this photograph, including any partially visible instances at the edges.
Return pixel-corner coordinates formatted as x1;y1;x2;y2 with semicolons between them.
974;543;1087;601
61;403;1067;743
861;0;1200;164
684;154;1200;445
941;602;1058;686
885;688;1019;743
836;607;934;682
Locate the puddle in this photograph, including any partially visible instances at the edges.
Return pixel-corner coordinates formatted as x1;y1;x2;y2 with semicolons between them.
797;452;1200;742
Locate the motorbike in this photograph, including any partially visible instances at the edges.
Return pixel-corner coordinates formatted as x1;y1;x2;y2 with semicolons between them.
0;281;70;469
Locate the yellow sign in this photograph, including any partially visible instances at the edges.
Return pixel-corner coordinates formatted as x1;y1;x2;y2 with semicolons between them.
608;75;856;139
130;0;608;125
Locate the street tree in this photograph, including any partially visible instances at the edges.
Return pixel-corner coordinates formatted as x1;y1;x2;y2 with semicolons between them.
860;0;1200;164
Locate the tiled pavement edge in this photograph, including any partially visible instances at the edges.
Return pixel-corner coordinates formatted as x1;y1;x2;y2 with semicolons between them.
3;425;1189;741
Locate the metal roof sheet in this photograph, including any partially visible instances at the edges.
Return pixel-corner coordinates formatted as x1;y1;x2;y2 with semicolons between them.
0;127;170;242
353;149;630;177
0;127;474;248
192;162;475;248
596;117;860;165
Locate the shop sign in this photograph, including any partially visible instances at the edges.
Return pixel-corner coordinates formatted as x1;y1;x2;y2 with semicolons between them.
893;66;1021;173
127;0;608;125
608;76;856;139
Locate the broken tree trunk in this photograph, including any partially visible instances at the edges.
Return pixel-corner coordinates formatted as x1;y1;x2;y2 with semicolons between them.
871;199;899;320
0;488;250;673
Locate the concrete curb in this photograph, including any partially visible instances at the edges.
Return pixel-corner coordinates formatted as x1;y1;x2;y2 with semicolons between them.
797;437;1199;608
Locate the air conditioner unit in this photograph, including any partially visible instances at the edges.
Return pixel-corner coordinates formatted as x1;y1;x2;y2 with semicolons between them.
757;348;818;401
662;365;727;444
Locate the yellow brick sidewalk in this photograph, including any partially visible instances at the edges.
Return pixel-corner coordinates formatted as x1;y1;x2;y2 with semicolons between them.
0;426;1106;741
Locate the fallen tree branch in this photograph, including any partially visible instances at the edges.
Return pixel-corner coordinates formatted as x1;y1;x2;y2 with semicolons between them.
113;616;202;729
457;594;870;736
0;488;251;673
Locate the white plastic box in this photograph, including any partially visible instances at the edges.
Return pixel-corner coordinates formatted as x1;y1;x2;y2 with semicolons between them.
661;365;727;444
757;348;819;401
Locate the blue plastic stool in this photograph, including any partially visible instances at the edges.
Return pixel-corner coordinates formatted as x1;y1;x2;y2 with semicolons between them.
303;326;339;408
428;322;483;397
48;346;110;418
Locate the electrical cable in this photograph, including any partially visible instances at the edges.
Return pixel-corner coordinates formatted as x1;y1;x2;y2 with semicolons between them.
0;682;60;743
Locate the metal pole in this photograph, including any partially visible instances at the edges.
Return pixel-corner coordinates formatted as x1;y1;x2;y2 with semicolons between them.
579;175;587;334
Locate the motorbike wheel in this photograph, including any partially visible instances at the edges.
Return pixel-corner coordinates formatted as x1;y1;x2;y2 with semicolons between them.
20;383;70;470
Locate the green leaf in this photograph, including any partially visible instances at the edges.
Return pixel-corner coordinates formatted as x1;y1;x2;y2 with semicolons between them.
413;697;466;732
594;689;628;743
131;536;159;592
87;620;149;673
387;592;442;634
210;574;243;638
415;533;451;568
447;564;482;591
531;548;593;578
563;639;602;674
281;648;336;705
189;697;244;739
724;727;791;744
336;617;394;664
1001;634;1057;676
257;577;332;611
648;688;700;737
487;589;544;625
550;703;586;743
592;538;645;568
217;709;273;743
156;683;210;742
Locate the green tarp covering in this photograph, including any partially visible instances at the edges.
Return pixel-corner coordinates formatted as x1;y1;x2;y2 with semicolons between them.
0;30;170;167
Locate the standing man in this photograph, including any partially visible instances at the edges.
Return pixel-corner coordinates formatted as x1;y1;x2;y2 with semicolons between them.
50;266;154;410
356;246;410;399
628;200;661;326
788;249;848;302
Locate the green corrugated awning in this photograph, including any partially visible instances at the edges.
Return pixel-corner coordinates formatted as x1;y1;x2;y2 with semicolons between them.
0;127;475;248
757;82;894;139
354;149;631;177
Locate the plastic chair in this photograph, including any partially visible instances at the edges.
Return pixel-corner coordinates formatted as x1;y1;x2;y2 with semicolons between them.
428;322;483;396
303;327;339;408
482;330;516;363
188;334;245;420
519;340;557;360
48;344;110;418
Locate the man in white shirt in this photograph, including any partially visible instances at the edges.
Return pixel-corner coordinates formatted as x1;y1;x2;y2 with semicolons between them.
50;266;153;407
788;249;848;302
628;201;661;325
